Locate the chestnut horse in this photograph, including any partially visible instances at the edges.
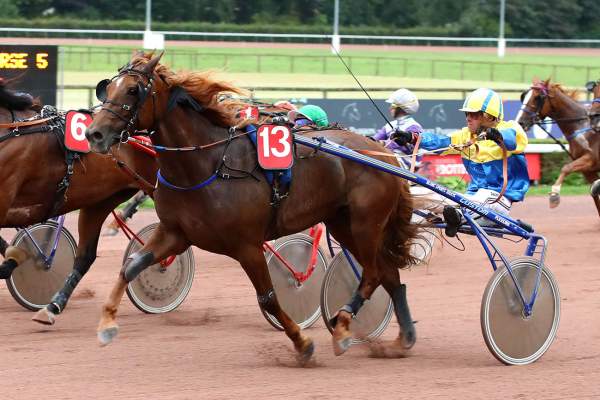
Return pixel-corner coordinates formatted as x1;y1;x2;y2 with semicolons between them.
86;52;417;362
0;79;157;324
516;79;600;216
586;79;600;197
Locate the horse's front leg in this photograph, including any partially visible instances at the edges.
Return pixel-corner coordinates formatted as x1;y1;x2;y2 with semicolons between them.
238;245;314;365
32;199;127;325
0;184;28;279
97;223;189;346
549;153;595;208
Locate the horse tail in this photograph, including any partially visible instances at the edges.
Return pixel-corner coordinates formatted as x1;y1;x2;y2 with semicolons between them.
380;182;419;270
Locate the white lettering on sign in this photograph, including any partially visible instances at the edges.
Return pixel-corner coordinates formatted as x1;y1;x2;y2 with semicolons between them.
69;112;89;141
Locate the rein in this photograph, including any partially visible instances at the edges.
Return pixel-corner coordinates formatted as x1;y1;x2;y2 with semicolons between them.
0;116;53;129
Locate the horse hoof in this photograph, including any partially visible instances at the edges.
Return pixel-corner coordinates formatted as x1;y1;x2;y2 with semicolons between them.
97;326;119;346
369;338;412;358
102;228;119;237
32;308;56;325
332;335;352;356
296;339;315;366
548;192;560;208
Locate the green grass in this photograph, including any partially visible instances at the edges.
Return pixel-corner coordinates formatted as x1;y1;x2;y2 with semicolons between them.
59;44;600;88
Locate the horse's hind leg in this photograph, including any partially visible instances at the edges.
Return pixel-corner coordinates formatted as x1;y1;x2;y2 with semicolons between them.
237;245;314;364
550;154;595;208
325;218;383;356
97;223;189;346
33;193;135;325
369;264;416;358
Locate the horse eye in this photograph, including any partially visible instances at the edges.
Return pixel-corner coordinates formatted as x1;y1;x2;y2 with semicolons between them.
127;86;138;95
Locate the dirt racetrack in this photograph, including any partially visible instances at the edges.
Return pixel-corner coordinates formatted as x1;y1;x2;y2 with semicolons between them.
1;195;599;399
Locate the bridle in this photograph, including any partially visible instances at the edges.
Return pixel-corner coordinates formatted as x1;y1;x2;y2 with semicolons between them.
518;84;552;129
95;64;156;143
585;80;600;131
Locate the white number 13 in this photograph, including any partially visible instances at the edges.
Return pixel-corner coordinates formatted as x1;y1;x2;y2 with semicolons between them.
259;126;291;158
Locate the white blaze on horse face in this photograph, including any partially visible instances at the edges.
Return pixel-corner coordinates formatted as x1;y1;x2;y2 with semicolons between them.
113;76;127;96
515;89;533;124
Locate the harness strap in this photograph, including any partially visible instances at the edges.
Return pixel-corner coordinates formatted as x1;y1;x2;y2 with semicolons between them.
113;158;156;194
157;169;217;191
47;150;78;218
410;133;422;173
0;116;53;129
489;138;508;205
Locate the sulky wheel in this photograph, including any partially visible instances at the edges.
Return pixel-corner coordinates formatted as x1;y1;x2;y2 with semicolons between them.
262;233;328;330
320;251;393;344
7;221;77;311
480;256;560;365
125;223;195;314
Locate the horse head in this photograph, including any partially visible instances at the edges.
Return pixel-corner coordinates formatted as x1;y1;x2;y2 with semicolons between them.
515;79;556;131
86;51;165;153
516;79;587;136
586;79;600;132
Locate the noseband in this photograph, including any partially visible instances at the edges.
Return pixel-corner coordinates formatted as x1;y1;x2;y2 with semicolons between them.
95;64;156;142
586;80;600;131
519;85;550;127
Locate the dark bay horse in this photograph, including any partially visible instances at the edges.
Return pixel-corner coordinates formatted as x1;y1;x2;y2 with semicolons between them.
86;52;417;362
516;79;600;215
587;79;600;197
0;79;158;324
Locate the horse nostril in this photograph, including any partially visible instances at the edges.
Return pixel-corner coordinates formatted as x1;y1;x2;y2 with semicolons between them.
86;129;104;143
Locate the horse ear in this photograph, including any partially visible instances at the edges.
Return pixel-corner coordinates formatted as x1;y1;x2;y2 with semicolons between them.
143;52;163;74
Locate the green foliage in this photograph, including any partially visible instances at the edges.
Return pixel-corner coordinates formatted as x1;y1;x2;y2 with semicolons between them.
0;0;20;18
2;0;600;40
540;152;587;186
435;176;468;193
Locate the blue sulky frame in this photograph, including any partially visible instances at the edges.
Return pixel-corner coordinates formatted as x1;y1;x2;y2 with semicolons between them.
294;135;547;317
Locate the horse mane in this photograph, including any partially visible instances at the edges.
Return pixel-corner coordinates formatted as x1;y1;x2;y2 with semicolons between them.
0;78;42;112
130;52;248;127
534;78;580;100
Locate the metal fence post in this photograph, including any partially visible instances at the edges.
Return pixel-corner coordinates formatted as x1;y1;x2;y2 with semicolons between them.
88;87;93;108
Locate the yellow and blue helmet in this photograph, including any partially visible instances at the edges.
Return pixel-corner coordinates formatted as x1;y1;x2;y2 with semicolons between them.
459;88;504;120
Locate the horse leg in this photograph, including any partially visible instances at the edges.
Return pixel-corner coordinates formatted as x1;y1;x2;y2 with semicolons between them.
582;171;600;217
325;218;384;356
97;223;189;346
592;179;600;198
0;187;29;279
237;245;314;364
32;193;135;325
549;154;595;208
0;232;8;257
369;265;416;358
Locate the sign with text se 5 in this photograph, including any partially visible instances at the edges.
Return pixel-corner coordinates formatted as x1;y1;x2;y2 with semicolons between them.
65;111;92;153
257;124;293;170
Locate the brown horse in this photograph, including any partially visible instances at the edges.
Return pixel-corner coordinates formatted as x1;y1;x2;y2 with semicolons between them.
0;79;158;324
587;79;600;197
516;78;600;215
86;52;417;362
